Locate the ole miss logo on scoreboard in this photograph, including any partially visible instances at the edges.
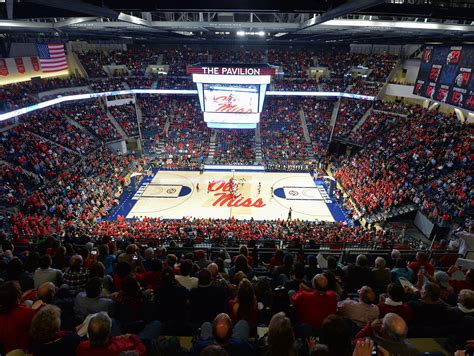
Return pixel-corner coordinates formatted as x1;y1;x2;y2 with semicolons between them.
187;66;277;75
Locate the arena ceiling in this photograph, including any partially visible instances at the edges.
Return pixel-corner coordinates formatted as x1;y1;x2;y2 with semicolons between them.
0;0;473;44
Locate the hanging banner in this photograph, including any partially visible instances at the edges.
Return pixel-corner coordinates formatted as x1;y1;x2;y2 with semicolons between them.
0;59;8;76
15;57;25;74
31;56;40;72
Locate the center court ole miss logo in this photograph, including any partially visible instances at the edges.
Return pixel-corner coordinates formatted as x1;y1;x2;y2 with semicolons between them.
208;180;266;208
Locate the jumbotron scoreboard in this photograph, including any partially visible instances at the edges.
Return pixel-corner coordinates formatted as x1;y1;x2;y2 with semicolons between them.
187;64;278;129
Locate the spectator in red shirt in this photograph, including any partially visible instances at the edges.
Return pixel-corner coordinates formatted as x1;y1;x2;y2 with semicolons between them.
408;251;435;277
76;312;147;356
378;283;412;322
291;274;337;337
0;281;37;353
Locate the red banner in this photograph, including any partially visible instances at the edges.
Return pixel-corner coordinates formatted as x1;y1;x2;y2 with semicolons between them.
0;58;8;76
187;66;277;75
31;56;40;72
15;57;25;74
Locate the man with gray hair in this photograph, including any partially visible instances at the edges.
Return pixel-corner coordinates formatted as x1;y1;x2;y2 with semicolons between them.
343;254;371;293
387;249;401;269
354;313;419;356
76;312;147;356
371;256;391;295
338;286;380;328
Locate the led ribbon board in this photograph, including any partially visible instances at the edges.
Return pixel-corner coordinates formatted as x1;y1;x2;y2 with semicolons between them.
0;89;375;123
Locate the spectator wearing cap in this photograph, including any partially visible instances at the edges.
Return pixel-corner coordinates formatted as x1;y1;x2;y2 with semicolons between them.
291;274;337;336
176;259;198;290
433;271;456;305
338;285;380;329
190;269;228;324
377;283;412;322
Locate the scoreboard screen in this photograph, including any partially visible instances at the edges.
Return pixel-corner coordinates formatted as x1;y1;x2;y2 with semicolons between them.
413;45;474;111
203;84;259;114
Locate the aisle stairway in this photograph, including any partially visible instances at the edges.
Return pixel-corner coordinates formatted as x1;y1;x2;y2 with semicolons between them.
205;130;217;164
106;110;128;139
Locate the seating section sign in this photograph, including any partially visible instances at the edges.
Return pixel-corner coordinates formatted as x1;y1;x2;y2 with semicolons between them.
413;45;474;111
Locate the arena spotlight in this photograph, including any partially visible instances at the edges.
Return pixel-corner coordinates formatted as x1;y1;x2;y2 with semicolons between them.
237;31;245;36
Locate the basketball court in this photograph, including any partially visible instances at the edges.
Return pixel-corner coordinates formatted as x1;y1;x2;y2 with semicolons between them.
115;170;347;222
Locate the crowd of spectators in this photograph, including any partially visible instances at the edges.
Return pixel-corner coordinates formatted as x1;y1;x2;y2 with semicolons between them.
268;49;315;78
302;99;333;158
350;111;397;144
78;48;161;77
1;127;80;180
19;108;98;155
209;49;265;64
140;96;210;167
333;99;372;138
261;98;312;167
373;100;412;115
8;145;141;240
349;80;384;97
272;79;318;91
0;229;472;355
213;129;255;165
154;76;194;89
64;100;122;141
109;104;139;137
0;164;40;206
334;107;473;221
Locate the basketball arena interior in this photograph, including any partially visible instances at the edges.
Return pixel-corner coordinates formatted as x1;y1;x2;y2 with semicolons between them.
0;0;473;355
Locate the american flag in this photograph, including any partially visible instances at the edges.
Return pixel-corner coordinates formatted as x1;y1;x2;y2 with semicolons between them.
36;43;68;73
